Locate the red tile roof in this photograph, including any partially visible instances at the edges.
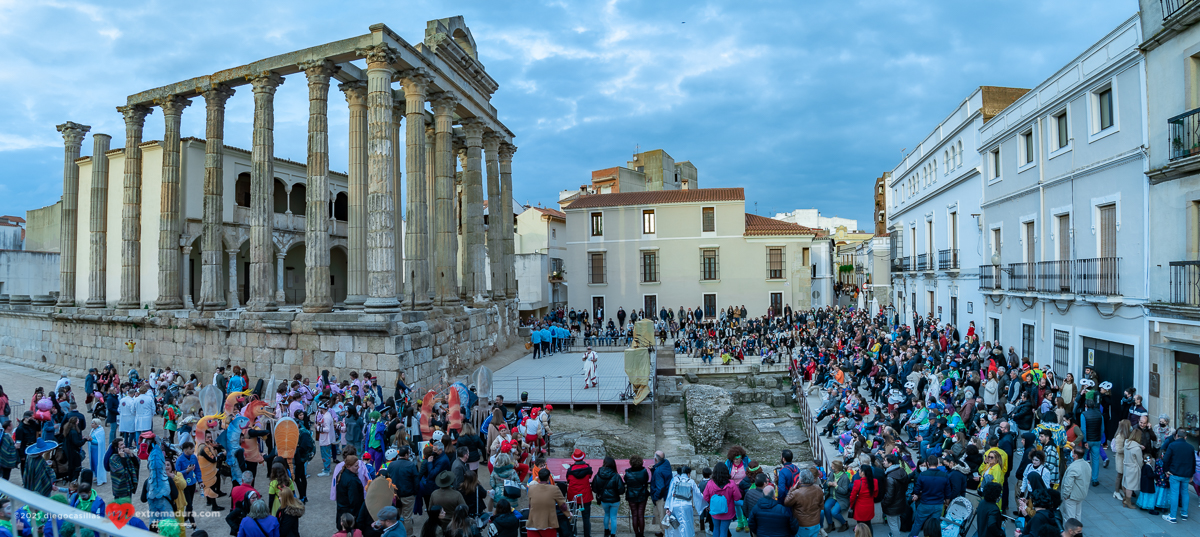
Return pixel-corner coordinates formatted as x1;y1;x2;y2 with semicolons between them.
532;207;566;220
1;216;25;223
563;188;744;210
744;214;822;237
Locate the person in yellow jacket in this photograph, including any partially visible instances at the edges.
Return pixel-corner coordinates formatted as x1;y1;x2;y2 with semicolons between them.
979;448;1007;508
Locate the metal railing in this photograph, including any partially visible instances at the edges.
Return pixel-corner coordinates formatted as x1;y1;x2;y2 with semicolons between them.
1163;0;1195;20
1074;257;1120;296
892;257;909;272
0;478;158;537
1009;262;1036;291
917;253;929;271
490;374;653;405
938;248;960;270
1036;260;1073;293
979;265;1001;290
1169;106;1200;160
1170;261;1200;306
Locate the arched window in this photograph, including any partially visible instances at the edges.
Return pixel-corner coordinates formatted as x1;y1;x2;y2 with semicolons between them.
956;141;963;167
274;179;288;214
333;192;348;221
290;184;307;216
235;173;251;207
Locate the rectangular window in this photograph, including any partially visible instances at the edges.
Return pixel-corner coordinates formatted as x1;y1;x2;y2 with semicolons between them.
703;293;717;318
802;247;811;266
767;248;784;279
1098;88;1114;131
992;228;1002;258
991;318;1000;343
641;250;658;283
1053;329;1070;377
701;207;715;233
1022;131;1034;164
701;249;720;281
1024;222;1035;262
1022;323;1035;362
1055;111;1069;149
590;212;603;236
770;292;783;314
592;296;604;321
644;295;657;317
990;148;1001;180
1057;215;1070;260
950;296;958;326
589;252;606;284
1099;204;1117;258
642;209;655;234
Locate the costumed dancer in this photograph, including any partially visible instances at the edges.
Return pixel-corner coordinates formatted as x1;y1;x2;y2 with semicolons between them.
583;346;599;389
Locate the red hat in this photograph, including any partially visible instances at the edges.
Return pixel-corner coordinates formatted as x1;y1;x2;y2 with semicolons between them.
545;404;554;411
501;440;515;453
572;448;586;461
363;452;372;460
498;424;508;430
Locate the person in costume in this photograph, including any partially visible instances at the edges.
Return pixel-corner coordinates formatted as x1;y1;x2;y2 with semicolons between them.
199;431;227;511
22;438;57;497
582;347;599;389
108;436;141;502
88;418;107;485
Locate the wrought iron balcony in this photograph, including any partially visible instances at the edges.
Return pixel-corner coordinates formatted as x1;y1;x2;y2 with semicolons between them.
979;265;1001;290
1009;262;1036;291
938;249;960;270
917;253;929;271
1035;260;1073;293
1163;0;1195;20
1074;257;1120;296
1169;261;1200;306
1169;106;1200;160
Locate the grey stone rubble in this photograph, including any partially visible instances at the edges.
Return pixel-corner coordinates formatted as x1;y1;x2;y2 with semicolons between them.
683;384;733;453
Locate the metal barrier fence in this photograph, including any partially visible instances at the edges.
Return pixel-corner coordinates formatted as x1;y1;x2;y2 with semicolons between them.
0;478;159;537
787;365;831;470
489;375;649;405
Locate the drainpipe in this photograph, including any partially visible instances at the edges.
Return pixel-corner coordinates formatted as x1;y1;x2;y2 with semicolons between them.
1038;116;1048;345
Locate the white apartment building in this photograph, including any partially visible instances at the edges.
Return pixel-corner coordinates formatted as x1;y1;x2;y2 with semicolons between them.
1139;1;1200;431
979;17;1147;412
514;206;567;321
773;209;858;235
887;87;1026;331
562;188;830;320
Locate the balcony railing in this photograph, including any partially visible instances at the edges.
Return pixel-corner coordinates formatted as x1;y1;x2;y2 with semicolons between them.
1170;261;1200;306
917;253;929;271
1009;262;1036;291
1036;260;1073;293
1163;0;1195;20
938;249;960;270
1074;257;1120;296
1169;106;1200;160
979;265;1001;290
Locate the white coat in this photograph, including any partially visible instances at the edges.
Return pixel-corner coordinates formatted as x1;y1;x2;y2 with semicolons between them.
134;392;155;432
117;395;136;433
664;474;705;537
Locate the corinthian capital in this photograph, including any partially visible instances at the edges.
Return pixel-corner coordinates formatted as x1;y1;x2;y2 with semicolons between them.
201;85;236;109
460;119;486;142
397;68;431;91
499;143;517;160
247;71;285;94
482;131;502;152
358;44;398;68
155;94;192;116
299;59;340;83
429;92;457;115
56;122;91;146
117;105;152;128
339;81;368;107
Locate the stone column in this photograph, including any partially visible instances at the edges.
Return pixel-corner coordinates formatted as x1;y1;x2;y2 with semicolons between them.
499;143;517;299
199;85;234;310
340;81;369;309
181;244;193;306
391;98;405;304
227;249;240;309
360;44;401;313
56;121;90;307
154;94;192;310
399;71;432;310
300;59;338;313
275;252;287;304
85;133;112;308
454;140;467;300
116;105;151;309
424;124;436;302
431;93;460;306
246;71;283;312
483;132;503;301
460;120;487;304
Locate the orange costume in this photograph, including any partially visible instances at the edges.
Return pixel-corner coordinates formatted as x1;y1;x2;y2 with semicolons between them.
199;441;221;499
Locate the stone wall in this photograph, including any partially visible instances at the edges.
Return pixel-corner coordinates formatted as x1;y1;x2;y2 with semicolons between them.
0;299;520;389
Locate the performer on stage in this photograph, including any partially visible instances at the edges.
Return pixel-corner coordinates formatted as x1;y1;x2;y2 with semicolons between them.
582;346;599;389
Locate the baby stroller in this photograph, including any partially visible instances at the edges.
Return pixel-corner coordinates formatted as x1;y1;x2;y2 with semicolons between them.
939;495;974;536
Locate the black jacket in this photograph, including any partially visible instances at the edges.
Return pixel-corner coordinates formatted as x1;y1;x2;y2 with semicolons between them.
747;497;798;537
624;467;650;503
974;501;1005;537
881;465;909;516
336;469;365;514
1012;401;1035;431
593;466;625;504
492;512;520;537
387;458;421;497
1163;437;1197;478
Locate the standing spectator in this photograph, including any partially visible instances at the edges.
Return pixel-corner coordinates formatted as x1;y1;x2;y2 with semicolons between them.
1080;401;1104;487
236;499;280;537
108;437;140;501
104;385;120;447
624;455;651;537
593;457;625;537
566;449;594;537
118;386;136;447
783;467;822;537
134;385;156;437
701;464;742;537
316;405;336;476
847;465;878;533
176;441;202;527
334;456;365;531
1161;428;1196;524
649;451;672;537
527;468;570;537
664;466;704;537
746;483;797;537
974;483;1005;537
881;455;910;537
374;506;404;537
908;456;950;537
386;446;420;536
1059;445;1090;523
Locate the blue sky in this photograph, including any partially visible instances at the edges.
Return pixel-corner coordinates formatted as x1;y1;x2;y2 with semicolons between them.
0;0;1135;228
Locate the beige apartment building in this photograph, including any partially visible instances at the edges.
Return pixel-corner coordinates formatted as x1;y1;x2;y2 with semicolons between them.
563;188;825;320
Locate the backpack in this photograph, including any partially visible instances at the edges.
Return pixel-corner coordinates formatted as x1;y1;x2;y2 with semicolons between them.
672;479;693;501
709;490;729;515
295;429;315;463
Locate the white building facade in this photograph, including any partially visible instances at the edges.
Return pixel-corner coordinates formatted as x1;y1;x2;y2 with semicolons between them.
514;206;567;321
979;17;1147;409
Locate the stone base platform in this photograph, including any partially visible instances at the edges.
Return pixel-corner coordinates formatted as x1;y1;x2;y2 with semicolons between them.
0;299;520;389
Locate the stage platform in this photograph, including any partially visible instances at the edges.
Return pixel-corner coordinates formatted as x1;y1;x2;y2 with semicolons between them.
488;348;652;408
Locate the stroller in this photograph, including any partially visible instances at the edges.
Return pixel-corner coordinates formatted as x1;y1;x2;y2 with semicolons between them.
939;495;975;536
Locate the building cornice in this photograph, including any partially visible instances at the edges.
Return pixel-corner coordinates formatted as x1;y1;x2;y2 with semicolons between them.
887;168;980;221
980;148;1145;209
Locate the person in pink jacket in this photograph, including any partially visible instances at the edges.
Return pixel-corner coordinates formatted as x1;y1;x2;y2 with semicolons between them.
702;465;742;537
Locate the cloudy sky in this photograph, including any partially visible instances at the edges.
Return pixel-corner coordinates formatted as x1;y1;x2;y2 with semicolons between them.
0;0;1134;228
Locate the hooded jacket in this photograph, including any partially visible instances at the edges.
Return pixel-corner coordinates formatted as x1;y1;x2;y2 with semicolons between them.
593;466;625;504
566;461;594;503
624;466;650;503
747;497;798;537
881;465;909;516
